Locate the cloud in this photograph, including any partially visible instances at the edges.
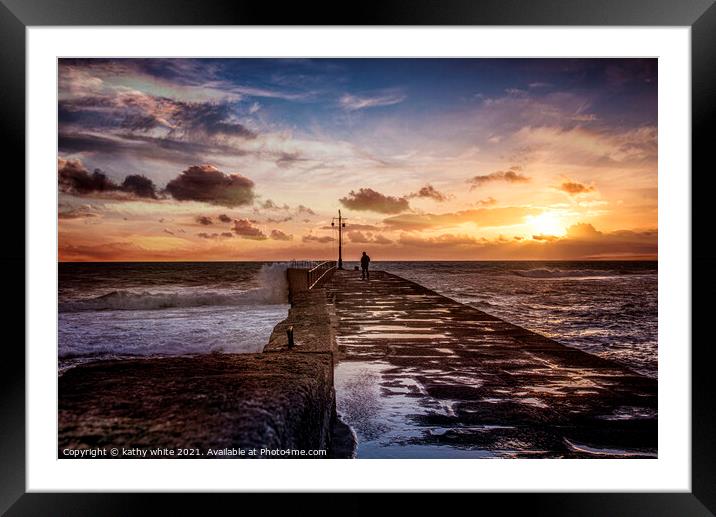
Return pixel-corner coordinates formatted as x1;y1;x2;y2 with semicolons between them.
340;188;410;214
297;205;316;216
390;223;657;260
321;223;381;231
58;204;100;219
196;215;213;225
275;152;307;169
383;206;539;231
266;216;293;223
565;222;602;238
60;84;256;140
269;229;293;241
261;199;290;210
475;197;497;206
399;233;482;248
198;232;234;239
232;218;267;240
58;158;118;195
302;234;335;244
339;91;406;111
58;158;158;199
121;175;158;199
217;214;232;223
168;101;257;139
408;184;449;202
347;231;393;245
468;166;530;189
513;125;657;165
165;165;255;207
558;180;596;195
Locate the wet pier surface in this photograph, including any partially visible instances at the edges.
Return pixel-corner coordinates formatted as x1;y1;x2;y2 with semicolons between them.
325;270;657;458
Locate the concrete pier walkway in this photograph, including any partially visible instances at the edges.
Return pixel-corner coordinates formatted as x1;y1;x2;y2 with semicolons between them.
325;270;657;458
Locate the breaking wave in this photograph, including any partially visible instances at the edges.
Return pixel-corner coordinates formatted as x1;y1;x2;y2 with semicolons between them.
511;268;621;279
59;263;289;312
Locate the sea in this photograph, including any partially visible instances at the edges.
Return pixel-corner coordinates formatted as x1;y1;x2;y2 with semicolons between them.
58;261;657;378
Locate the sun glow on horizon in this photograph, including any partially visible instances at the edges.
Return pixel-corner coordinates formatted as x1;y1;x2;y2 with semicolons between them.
527;212;567;238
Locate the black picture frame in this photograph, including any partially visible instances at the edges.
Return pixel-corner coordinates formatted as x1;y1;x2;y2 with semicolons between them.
2;0;714;513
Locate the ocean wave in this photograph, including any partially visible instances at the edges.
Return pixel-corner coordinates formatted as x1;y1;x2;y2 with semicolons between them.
512;268;621;279
59;263;289;312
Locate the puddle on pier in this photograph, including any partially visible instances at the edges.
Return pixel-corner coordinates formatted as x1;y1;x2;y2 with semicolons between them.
334;360;500;459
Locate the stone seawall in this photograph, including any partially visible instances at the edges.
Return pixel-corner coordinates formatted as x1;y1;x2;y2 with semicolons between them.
58;286;340;458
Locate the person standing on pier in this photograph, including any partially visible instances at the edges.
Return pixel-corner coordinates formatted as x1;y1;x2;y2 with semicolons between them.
360;251;371;280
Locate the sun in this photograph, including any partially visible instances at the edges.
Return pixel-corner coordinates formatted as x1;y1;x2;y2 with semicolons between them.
527;212;566;237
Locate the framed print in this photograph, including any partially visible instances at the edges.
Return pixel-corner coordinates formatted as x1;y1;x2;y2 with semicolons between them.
3;0;715;513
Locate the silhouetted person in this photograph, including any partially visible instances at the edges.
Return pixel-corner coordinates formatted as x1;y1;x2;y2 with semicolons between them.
360;251;371;280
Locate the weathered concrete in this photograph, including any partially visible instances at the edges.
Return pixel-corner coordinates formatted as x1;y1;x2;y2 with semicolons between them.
325;270;658;458
58;353;334;457
58;286;341;458
265;289;336;354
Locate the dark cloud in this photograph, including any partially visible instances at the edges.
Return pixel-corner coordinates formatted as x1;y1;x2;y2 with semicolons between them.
302;234;335;243
59;158;117;195
408;184;449;202
58;158;158;199
232;219;267;240
121;175;158;199
58;128;250;167
60;86;256;140
165;165;255;207
339;188;410;214
270;229;293;241
468;166;530;189
558;180;595;195
196;215;213;225
218;214;232;223
198;231;234;239
169;102;257;139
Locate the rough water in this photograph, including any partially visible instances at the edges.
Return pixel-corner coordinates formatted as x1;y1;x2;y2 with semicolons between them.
58;262;290;373
375;261;657;378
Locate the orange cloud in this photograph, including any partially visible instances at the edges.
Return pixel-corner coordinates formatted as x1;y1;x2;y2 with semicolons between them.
558;180;595;195
232;219;266;240
383;206;540;231
468;166;530;189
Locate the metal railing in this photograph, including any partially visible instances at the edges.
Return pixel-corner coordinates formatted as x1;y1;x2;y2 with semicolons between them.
307;261;337;289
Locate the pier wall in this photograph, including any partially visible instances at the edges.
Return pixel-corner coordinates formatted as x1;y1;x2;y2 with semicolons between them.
58;285;340;458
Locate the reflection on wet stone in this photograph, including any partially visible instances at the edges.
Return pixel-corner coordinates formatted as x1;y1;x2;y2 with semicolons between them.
329;270;657;459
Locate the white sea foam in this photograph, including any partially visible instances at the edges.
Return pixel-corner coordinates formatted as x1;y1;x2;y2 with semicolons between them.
59;263;289;312
512;268;619;279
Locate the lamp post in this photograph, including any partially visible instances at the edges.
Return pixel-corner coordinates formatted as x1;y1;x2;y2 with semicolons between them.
332;209;346;270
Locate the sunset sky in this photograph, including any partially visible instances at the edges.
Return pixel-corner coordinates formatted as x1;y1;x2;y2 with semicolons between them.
58;58;657;261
